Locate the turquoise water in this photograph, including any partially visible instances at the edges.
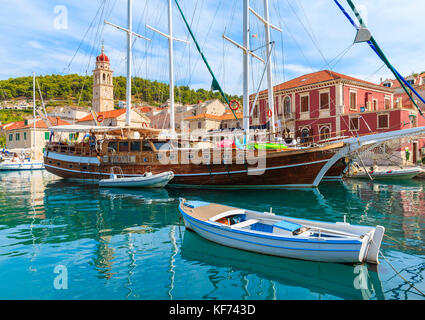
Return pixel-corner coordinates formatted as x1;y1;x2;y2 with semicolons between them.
0;170;424;300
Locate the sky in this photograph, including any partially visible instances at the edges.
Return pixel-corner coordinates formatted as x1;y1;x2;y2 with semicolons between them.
1;0;425;96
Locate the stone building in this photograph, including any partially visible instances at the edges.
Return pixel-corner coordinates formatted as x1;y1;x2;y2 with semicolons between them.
251;69;425;165
92;45;114;113
184;109;243;132
5;117;70;160
47;106;90;124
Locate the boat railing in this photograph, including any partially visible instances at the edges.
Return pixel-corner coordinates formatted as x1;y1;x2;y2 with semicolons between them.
46;142;99;157
110;166;124;178
294;129;348;147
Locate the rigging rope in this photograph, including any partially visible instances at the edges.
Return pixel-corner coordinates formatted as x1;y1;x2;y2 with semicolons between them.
174;0;239;121
61;0;106;75
334;0;424;118
284;0;332;70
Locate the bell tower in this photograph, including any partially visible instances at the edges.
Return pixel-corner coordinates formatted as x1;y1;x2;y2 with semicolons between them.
92;45;114;113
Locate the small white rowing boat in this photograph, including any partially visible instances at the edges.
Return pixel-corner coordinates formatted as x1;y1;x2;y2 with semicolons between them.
99;168;174;188
179;198;385;264
349;167;421;180
0;159;44;171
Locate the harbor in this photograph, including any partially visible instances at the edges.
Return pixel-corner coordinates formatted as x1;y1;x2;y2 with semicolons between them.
0;170;424;300
1;0;425;304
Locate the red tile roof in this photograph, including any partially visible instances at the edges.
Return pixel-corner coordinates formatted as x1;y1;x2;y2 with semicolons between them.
253;70;392;96
5;117;71;130
77;109;127;122
184;113;222;121
138;106;152;113
24;117;70;129
3;120;26;131
185;112;243;121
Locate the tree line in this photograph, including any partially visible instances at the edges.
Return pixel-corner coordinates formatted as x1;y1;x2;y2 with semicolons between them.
0;74;241;107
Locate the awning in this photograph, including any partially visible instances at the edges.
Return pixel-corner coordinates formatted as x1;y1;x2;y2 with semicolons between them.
49;125;162;137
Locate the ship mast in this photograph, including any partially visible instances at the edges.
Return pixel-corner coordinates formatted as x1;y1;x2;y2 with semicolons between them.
32;72;36;153
125;0;132;126
168;0;175;134
249;1;282;136
224;0;281;139
263;0;275;134
104;0;151;127
146;0;188;134
242;0;250;136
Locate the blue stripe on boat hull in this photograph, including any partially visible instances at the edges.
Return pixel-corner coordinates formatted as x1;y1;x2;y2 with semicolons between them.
179;207;363;263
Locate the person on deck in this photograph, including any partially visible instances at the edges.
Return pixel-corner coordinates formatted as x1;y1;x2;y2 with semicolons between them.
89;133;97;151
217;136;235;148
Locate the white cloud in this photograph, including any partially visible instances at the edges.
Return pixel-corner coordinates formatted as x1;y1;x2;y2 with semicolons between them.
28;40;44;49
1;0;425;95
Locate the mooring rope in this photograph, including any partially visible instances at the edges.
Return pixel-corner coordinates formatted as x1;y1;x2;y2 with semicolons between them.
383;234;404;247
378;249;425;297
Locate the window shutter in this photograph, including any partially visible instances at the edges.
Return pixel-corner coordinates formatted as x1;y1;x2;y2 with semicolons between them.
350;118;359;131
378;114;389;128
320;93;329;109
301;96;309;113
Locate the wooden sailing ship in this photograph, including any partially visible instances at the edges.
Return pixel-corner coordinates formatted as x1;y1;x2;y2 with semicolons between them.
44;126;347;188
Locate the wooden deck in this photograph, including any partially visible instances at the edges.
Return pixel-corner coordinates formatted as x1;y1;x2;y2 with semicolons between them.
180;201;235;221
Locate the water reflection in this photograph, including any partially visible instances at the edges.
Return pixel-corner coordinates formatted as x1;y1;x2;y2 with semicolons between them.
342;179;425;255
100;187;174;204
180;230;384;300
0;171;424;300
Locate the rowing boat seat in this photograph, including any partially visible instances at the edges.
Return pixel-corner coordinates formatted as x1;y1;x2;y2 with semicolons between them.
231;219;259;229
183;200;210;208
273;220;303;233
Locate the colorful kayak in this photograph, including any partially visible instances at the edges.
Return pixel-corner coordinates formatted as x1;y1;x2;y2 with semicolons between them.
254;143;289;150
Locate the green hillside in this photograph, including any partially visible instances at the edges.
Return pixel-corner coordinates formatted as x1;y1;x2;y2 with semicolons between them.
0;74;241;107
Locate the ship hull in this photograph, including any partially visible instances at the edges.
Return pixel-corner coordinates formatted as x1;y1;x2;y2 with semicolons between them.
322;158;348;181
44;142;345;188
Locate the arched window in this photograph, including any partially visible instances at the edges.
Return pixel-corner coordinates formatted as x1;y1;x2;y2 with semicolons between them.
319;125;331;141
284;96;291;116
277;97;283;116
300;127;310;144
103;73;106;82
107;74;111;84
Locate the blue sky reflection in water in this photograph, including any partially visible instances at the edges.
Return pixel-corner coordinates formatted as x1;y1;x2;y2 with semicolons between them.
0;171;424;300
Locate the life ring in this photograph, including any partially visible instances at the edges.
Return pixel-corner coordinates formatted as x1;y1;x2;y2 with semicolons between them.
267;109;272;117
142;122;148;128
229;100;240;111
97;115;104;123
